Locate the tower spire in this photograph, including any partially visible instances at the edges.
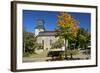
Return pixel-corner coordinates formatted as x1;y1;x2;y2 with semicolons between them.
35;18;45;36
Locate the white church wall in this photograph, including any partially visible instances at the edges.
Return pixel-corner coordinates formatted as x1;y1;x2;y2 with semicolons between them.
35;29;39;36
35;29;44;36
37;36;58;50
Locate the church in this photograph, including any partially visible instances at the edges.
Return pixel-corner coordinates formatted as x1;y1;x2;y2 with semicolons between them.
34;19;65;50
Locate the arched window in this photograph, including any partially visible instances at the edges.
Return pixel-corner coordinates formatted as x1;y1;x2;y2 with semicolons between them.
42;40;44;47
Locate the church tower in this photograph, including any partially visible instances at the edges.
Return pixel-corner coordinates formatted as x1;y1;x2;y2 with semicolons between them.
35;18;45;36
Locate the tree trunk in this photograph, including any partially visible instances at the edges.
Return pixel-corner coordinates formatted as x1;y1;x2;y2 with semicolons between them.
65;38;68;59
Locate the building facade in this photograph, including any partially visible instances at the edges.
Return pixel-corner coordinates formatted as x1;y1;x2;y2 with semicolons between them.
35;19;65;50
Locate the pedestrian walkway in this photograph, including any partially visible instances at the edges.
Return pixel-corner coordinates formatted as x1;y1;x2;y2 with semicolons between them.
23;50;49;62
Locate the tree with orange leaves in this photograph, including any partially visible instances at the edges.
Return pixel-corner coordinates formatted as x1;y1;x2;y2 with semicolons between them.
55;12;79;58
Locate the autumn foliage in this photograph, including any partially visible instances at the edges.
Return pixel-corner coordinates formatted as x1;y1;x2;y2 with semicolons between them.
56;12;79;39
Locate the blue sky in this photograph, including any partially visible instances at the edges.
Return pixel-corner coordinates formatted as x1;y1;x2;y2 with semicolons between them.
23;10;91;32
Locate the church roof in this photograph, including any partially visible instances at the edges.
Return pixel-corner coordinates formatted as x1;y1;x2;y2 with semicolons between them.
38;31;56;36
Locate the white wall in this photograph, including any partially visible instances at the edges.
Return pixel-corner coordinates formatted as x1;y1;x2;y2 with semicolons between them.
0;0;99;73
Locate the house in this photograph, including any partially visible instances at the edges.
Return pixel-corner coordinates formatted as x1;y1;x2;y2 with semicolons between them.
35;19;65;50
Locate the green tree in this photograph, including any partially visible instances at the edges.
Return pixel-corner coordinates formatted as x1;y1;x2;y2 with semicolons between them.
76;28;91;50
56;12;79;58
23;30;37;53
35;43;44;50
51;38;64;49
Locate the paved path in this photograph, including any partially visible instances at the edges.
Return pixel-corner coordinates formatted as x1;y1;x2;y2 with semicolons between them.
23;50;49;62
73;53;90;60
23;57;51;62
23;50;91;62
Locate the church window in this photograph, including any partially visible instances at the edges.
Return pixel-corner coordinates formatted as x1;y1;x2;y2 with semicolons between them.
42;40;44;45
42;40;44;49
50;39;52;45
